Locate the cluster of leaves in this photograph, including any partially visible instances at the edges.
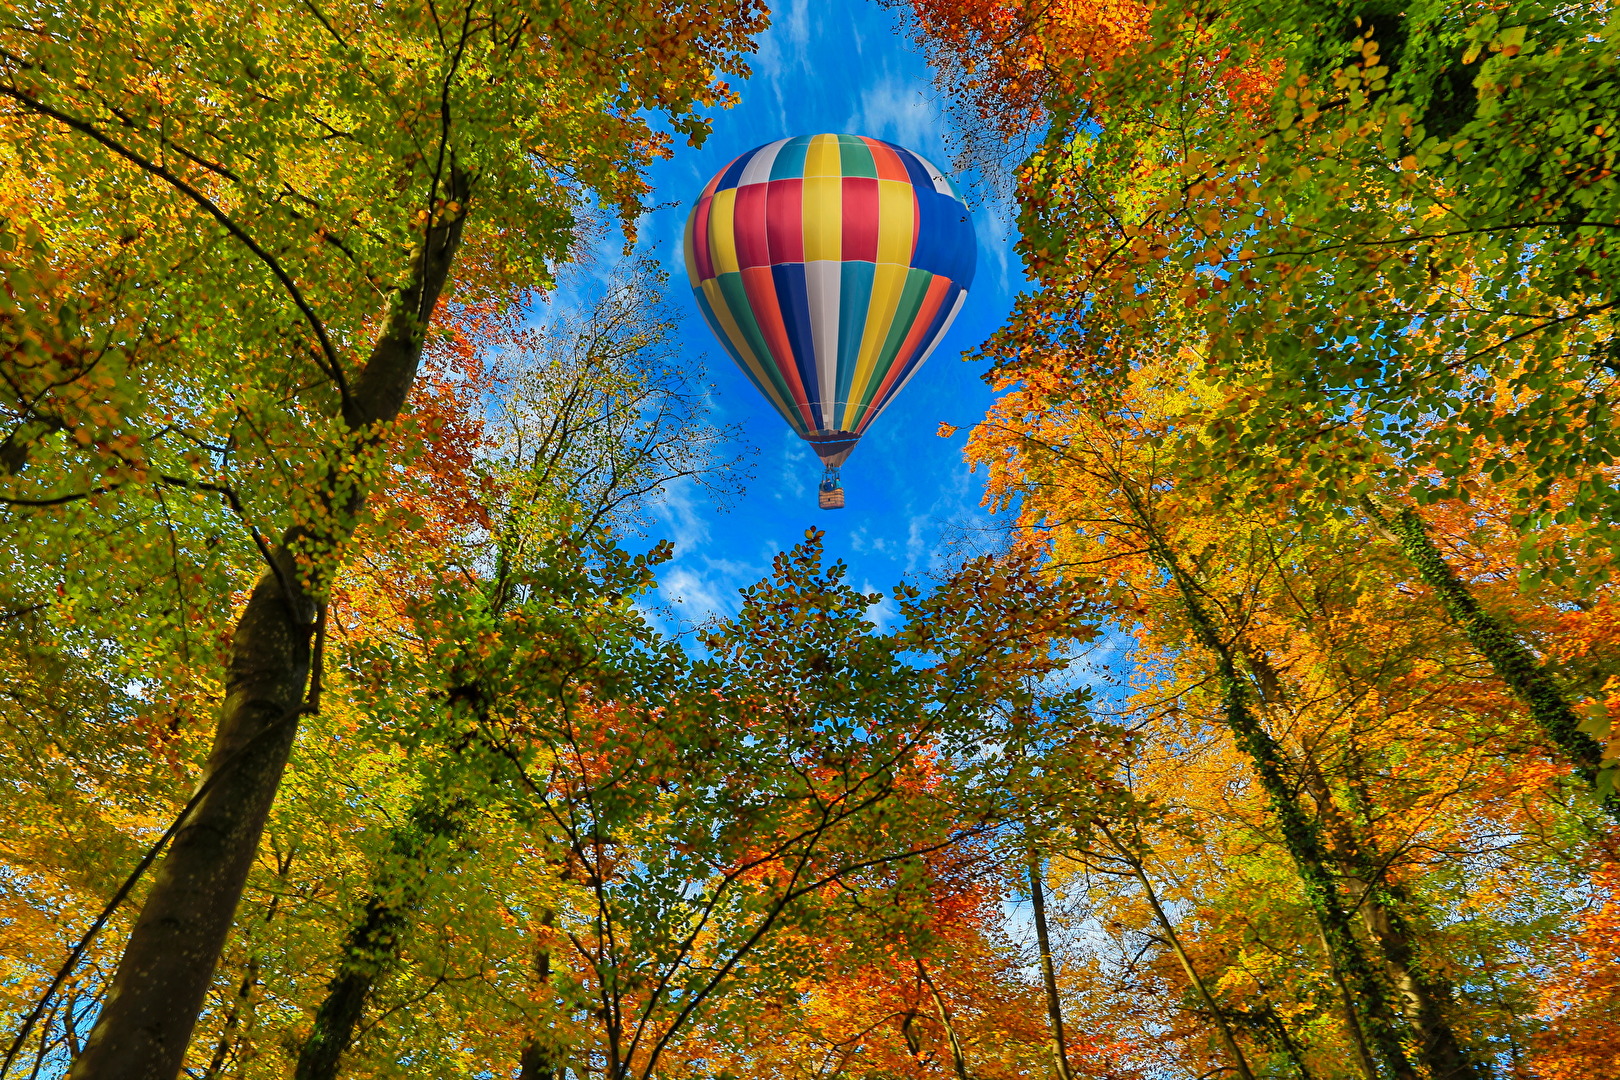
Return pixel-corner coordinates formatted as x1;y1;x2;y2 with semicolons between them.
1;221;1108;1080
888;0;1620;1078
1;1;770;1075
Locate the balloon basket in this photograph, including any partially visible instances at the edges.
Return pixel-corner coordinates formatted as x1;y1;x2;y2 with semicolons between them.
818;466;844;510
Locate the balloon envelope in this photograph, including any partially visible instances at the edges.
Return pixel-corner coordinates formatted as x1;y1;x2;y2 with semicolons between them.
683;133;975;467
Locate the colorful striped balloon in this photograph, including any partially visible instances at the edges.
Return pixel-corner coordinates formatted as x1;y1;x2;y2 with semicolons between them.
683;133;975;470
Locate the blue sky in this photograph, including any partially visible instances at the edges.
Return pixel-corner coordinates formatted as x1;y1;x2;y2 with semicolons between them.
557;0;1024;629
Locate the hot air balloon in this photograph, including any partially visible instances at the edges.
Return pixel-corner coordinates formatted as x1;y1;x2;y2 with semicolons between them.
683;133;976;509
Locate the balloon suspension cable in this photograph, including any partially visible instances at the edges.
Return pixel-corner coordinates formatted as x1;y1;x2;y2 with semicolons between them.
819;465;842;493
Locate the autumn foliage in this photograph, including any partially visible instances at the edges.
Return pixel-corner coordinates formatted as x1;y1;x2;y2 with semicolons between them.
5;0;1620;1078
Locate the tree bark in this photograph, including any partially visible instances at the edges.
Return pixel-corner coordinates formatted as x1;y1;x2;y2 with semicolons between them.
915;959;971;1080
1025;851;1074;1080
68;173;469;1080
294;799;468;1080
519;909;559;1080
519;1043;559;1080
1139;524;1420;1080
1365;500;1618;820
1300;763;1488;1080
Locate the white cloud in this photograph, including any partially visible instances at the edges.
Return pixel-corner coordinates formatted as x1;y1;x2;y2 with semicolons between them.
904;513;930;574
847;76;942;156
749;0;813;136
775;431;810;502
654;554;763;629
849;525;892;556
784;0;810;48
861;580;897;630
654;475;712;552
659;565;734;620
973;199;1014;295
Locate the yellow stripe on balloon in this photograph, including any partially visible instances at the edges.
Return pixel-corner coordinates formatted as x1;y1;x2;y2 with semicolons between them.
802;176;842;262
700;278;795;421
875;180;916;266
843;262;910;429
708;188;739;275
681;210;697;280
804;133;842;177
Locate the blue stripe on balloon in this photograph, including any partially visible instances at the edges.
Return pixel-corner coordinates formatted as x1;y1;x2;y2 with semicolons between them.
770;136;810;181
771;262;822;425
716;147;757;192
881;279;962;400
835;260;875;417
911;190;974;283
938;195;976;289
894;146;936;193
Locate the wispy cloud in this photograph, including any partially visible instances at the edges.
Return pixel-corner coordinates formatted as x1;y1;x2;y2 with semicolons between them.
861;580;898;630
750;0;814;135
973;199;1015;295
783;0;810;48
654;475;713;552
847;76;943;157
660;563;734;618
775;432;810;502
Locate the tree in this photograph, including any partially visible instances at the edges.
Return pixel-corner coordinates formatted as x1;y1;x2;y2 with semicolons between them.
283;267;747;1080
951;331;1616;1076
1;1;767;1074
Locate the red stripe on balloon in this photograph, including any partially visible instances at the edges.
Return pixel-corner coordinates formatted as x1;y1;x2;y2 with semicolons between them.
840;177;880;263
732;183;770;270
764;178;804;264
856;274;952;434
863;138;911;183
741;266;818;429
691;196;715;281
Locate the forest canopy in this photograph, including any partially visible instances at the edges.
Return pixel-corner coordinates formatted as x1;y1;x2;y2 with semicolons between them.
3;1;1619;1079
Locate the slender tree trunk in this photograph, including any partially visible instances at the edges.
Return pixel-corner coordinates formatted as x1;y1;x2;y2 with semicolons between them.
198;955;259;1080
293;898;407;1080
520;911;560;1080
1137;523;1420;1080
1095;825;1256;1080
1025;851;1074;1080
1364;500;1618;820
1300;763;1488;1080
519;1043;558;1080
295;797;470;1080
69;177;469;1080
1259;999;1317;1080
915;959;971;1080
1311;922;1382;1080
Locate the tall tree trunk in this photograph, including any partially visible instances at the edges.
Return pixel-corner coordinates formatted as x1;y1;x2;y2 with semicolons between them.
294;798;468;1080
1310;922;1382;1080
197;848;293;1080
1135;520;1420;1080
1299;763;1488;1080
519;1043;559;1080
1094;824;1256;1080
1364;500;1618;820
1025;851;1074;1080
915;959;971;1080
519;908;560;1080
68;177;469;1080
